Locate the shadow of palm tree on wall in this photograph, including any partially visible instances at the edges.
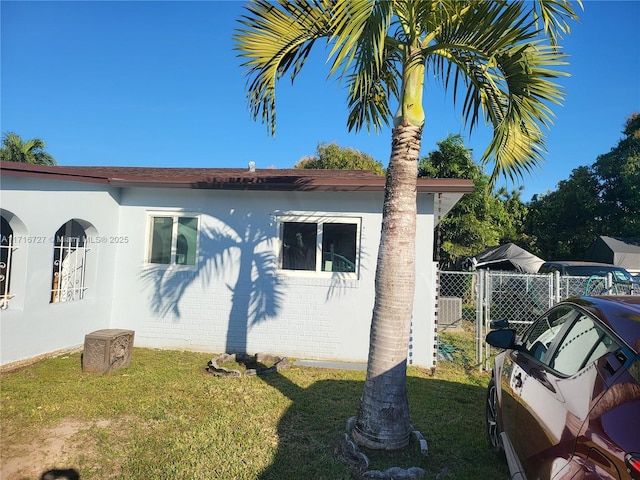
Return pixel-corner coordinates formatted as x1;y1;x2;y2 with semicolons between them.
141;210;284;354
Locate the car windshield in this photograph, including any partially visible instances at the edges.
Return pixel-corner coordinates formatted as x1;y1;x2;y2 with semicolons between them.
564;266;632;281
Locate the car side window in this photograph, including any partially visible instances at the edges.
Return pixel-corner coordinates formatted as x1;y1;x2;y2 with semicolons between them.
612;270;630;282
522;306;574;362
549;313;619;376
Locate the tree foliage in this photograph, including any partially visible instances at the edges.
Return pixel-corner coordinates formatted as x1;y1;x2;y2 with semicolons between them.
525;166;601;259
524;114;640;260
497;186;530;246
593;113;640;236
235;0;578;180
420;134;528;269
0;132;57;165
294;143;385;175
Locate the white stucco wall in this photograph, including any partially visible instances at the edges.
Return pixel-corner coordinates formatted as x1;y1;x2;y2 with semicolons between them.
413;198;438;367
111;188;438;365
0;176;121;365
1;179;439;368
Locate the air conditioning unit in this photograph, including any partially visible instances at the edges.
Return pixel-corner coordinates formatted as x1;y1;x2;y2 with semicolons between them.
438;296;462;330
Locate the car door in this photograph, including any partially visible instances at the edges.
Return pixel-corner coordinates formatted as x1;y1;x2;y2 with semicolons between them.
499;306;576;461
502;305;576;462
514;309;624;479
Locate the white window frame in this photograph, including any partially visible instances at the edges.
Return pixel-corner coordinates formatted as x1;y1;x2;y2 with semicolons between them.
145;212;200;269
0;234;16;309
276;215;361;278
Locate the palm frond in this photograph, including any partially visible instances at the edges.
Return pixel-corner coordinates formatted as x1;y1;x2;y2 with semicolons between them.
235;0;579;183
329;0;378;72
234;0;333;136
345;44;401;133
330;0;396;133
426;1;568;182
533;0;583;46
483;42;567;182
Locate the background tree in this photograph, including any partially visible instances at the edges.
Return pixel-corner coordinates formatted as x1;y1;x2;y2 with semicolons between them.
0;132;56;165
420;134;528;269
525;166;601;259
523;114;639;260
593;113;640;237
420;134;497;267
235;0;578;452
294;142;385;175
496;186;530;245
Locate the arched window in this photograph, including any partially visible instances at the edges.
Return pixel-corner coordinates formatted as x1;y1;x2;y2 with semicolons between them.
0;215;15;309
51;220;88;303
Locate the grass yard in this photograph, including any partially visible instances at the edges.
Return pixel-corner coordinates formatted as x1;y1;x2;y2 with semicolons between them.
1;327;508;480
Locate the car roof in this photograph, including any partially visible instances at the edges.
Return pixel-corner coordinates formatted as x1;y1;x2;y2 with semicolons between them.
565;296;640;352
539;262;632;277
543;261;625;268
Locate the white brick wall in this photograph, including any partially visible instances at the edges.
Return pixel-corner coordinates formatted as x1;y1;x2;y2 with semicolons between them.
2;182;440;368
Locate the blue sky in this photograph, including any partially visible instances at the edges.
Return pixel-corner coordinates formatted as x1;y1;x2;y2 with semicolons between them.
2;1;639;201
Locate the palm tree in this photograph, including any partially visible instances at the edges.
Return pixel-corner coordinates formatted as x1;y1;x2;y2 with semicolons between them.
0;132;56;165
235;0;579;451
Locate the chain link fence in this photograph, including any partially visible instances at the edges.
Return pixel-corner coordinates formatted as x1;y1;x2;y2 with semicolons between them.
437;270;640;370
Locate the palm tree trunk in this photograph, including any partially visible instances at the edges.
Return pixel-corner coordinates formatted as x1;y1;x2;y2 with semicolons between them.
351;123;422;450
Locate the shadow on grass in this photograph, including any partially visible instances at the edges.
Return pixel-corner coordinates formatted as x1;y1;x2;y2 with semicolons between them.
257;368;509;480
40;468;80;480
256;371;361;479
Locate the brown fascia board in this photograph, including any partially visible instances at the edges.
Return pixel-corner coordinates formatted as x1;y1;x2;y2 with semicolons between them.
0;161;473;194
0;160;111;184
417;178;475;193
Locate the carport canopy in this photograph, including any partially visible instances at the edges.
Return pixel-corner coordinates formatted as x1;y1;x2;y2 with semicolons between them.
584;236;640;273
472;243;544;273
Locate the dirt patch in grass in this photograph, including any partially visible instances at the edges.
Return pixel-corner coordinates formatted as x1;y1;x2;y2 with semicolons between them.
1;418;124;480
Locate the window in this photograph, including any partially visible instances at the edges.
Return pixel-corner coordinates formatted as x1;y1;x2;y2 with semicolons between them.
147;215;199;266
0;216;14;308
522;306;574;362
523;305;621;377
282;222;317;271
51;220;88;303
279;217;359;275
322;223;357;273
550;314;619;376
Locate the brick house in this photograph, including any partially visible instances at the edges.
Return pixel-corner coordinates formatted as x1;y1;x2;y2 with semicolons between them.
0;160;472;368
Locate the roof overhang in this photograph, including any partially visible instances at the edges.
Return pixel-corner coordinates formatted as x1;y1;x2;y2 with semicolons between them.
1;160;473;196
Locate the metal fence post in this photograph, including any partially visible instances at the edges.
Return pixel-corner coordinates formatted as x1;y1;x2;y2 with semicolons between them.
476;269;484;369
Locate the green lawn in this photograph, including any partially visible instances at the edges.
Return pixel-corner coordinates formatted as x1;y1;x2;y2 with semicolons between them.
1;329;508;480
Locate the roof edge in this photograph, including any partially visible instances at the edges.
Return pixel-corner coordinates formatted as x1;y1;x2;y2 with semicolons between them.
1;161;474;194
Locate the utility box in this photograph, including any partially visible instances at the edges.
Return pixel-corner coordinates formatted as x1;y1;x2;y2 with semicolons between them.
438;297;463;330
83;329;134;373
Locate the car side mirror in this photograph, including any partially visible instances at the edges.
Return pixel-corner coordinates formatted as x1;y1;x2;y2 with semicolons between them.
490;319;510;330
486;329;517;350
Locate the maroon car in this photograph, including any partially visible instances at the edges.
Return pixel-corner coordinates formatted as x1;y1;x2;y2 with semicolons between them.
485;296;640;479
